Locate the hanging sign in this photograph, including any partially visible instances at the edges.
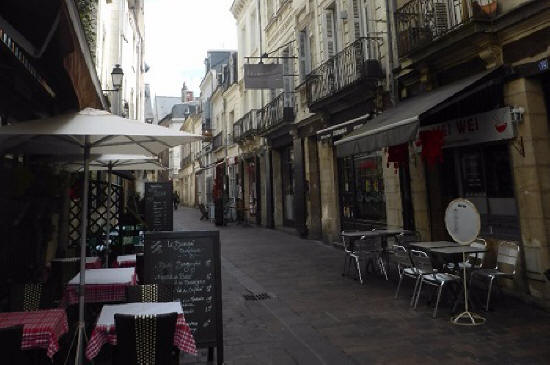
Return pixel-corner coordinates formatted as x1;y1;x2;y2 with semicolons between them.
417;107;515;149
244;64;284;89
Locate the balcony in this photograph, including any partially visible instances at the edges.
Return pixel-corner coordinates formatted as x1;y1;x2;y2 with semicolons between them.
212;132;224;151
259;92;295;135
234;109;261;144
305;37;384;113
396;0;497;57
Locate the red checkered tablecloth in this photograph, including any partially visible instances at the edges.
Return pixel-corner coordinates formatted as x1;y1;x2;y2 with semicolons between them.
112;255;136;268
0;309;68;358
86;257;102;269
62;270;137;306
86;313;197;360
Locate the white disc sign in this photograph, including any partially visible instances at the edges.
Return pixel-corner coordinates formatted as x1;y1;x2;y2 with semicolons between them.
445;199;481;245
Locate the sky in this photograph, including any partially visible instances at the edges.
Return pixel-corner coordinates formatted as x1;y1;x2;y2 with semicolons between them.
144;0;238;98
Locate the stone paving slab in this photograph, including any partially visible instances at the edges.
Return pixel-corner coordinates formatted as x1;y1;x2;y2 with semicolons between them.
175;207;550;364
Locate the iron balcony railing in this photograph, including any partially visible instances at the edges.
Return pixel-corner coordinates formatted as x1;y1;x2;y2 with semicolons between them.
396;0;497;56
212;132;224;150
259;92;295;133
305;37;383;107
234;109;262;144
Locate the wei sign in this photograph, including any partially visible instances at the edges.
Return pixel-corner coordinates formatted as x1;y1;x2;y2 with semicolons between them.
244;64;284;89
417;107;515;148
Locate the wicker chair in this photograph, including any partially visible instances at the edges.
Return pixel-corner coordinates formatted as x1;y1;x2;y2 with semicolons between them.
9;283;51;312
114;312;178;365
126;284;174;303
0;325;24;364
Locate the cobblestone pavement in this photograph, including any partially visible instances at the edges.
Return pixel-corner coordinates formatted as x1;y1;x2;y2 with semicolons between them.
175;207;550;365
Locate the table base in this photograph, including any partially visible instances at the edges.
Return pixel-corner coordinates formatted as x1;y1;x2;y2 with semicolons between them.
451;311;486;326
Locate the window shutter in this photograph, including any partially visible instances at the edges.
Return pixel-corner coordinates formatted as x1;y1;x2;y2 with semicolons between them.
323;10;336;60
299;31;307;82
350;0;362;41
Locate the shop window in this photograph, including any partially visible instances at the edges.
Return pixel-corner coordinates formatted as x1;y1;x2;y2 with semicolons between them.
339;154;386;225
442;144;519;239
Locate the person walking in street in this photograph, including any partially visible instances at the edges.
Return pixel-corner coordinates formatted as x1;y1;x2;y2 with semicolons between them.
173;191;180;210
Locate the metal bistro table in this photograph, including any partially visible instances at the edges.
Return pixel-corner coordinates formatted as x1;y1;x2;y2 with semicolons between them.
341;229;413;279
409;241;458;250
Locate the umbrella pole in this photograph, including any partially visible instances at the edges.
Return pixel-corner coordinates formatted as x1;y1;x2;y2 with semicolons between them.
105;164;112;268
75;140;90;365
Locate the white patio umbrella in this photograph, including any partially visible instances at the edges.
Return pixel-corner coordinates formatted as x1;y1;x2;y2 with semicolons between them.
60;154;167;268
0;108;202;365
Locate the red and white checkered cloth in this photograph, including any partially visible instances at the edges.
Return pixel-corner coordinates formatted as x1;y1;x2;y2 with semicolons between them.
86;313;197;360
112;255;136;268
62;272;137;306
86;257;102;269
0;309;68;358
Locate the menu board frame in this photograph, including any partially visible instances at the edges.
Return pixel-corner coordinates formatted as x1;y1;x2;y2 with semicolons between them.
145;182;174;231
144;230;223;364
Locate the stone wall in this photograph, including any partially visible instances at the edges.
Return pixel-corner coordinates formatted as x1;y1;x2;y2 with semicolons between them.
382;151;404;229
318;141;341;243
505;77;550;296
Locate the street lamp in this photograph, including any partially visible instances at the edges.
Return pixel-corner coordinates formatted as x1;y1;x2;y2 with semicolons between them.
103;64;124;92
111;64;124;90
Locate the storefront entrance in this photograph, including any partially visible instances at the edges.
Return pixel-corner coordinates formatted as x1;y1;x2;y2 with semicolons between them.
339;153;386;230
427;143;519;240
281;146;295;227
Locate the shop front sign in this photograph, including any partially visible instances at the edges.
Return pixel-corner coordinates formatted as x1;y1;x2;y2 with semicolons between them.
417;107;515;149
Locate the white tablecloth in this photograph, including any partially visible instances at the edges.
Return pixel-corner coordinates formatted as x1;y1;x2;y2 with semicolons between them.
68;268;135;285
116;254;136;264
51;257;100;263
96;302;183;327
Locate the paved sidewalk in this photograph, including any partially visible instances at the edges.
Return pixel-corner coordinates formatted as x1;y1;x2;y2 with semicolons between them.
175;207;550;365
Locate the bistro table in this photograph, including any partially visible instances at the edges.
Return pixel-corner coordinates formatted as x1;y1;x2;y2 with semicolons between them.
51;256;102;269
409;241;459;250
113;254;136;268
86;302;197;360
341;229;414;240
62;268;136;306
0;309;69;359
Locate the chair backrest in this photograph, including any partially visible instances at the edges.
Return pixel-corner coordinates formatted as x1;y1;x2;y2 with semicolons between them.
390;245;413;268
496;241;520;275
409;250;433;273
135;253;144;284
0;325;24;364
357;235;383;252
467;238;487;268
126;284;174;303
341;231;356;253
50;260;80;300
396;232;421;246
114;312;178;365
9;283;50;311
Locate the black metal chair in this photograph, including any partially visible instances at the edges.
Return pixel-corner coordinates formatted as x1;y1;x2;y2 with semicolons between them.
126;284;174;303
0;325;24;365
135;253;144;284
9;283;51;312
49;259;80;301
114;312;178;365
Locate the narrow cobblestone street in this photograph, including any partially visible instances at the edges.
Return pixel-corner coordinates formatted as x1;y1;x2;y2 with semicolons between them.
175;207;550;365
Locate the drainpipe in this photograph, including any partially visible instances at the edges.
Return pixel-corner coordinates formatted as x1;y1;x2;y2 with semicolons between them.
385;0;398;106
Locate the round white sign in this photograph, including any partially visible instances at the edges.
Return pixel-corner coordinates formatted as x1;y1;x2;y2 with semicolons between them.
444;198;481;245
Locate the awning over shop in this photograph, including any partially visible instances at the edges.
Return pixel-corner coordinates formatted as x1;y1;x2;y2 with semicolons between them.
334;69;500;158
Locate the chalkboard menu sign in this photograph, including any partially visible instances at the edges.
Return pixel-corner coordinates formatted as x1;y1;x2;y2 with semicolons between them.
145;182;173;231
144;231;223;364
